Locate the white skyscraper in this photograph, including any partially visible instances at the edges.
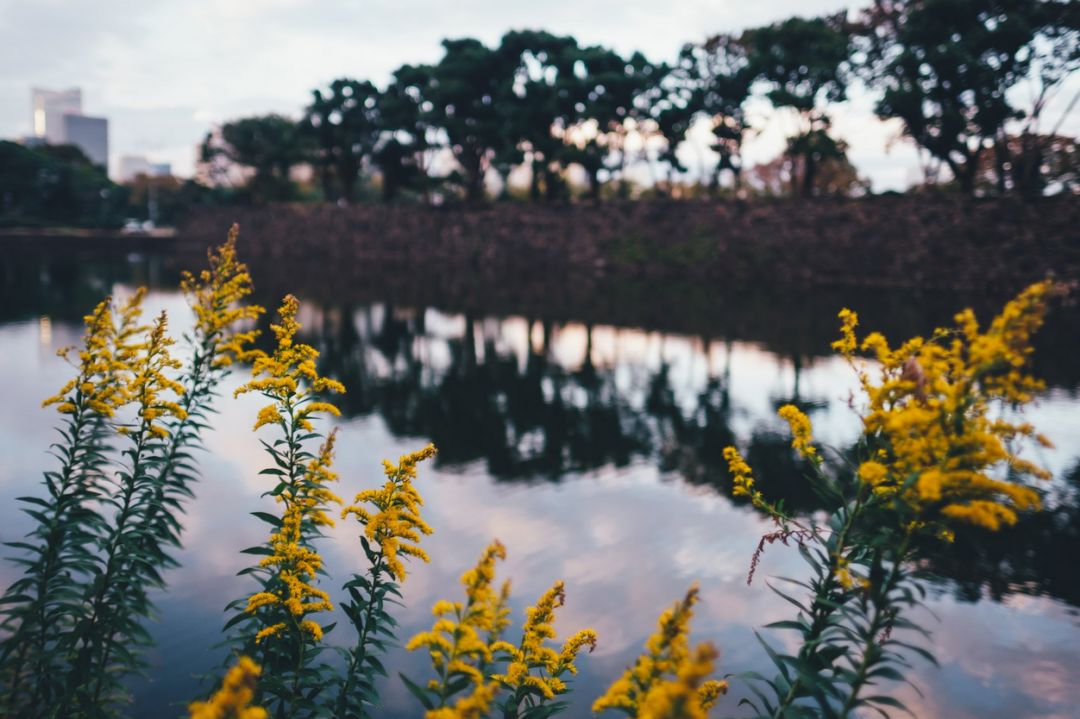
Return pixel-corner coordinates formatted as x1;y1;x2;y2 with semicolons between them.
28;87;110;173
31;88;82;144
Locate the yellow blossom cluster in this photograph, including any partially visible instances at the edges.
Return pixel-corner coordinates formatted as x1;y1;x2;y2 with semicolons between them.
43;289;148;417
294;429;343;528
835;280;1063;531
341;444;437;582
593;586;725;717
235;294;344;432
188;656;268;719
245;502;333;644
777;404;817;461
123;311;187;440
407;541;510;718
635;644;723;719
180;224;264;368
491;581;598;700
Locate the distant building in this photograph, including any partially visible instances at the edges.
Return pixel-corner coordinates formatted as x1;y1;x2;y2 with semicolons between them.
119;155;172;182
31;87;82;144
62;114;108;168
28;87;110;173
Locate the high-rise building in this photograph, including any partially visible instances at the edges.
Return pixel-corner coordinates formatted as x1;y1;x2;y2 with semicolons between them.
31;88;82;144
62;114;109;168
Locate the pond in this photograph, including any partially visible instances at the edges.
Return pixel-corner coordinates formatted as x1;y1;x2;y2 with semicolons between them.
1;243;1078;718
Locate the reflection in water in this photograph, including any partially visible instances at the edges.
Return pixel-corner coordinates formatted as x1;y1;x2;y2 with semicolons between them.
1;247;1079;718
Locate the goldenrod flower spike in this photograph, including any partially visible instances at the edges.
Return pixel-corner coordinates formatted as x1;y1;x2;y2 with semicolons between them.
181;224;265;368
342;443;437;582
636;643;722;719
235;294;344;432
492;580;598;700
125;311;188;439
777;404;817;461
43;289;149;418
188;656;268;719
840;280;1065;532
407;540;509;716
593;586;716;716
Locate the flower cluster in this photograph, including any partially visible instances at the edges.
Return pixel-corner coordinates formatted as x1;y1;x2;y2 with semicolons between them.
407;541;510;717
245;502;334;644
296;429;343;528
777;404;817;461
181;224;264;368
836;280;1063;531
123;311;187;439
235;294;344;431
593;586;725;717
189;656;267;719
43;289;148;418
491;581;598;700
341;444;437;582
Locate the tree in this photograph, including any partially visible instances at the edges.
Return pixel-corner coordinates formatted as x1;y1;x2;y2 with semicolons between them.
0;141;126;227
859;0;1077;196
744;13;852;197
304;79;383;203
669;34;755;192
497;30;582;201
375;65;438;202
201;115;310;203
569;46;661;199
423;38;517;203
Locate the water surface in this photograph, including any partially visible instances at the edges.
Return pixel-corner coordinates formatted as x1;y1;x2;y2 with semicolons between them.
1;246;1078;718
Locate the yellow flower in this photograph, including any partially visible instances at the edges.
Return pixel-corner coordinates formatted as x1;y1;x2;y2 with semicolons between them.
43;290;147;419
697;679;728;711
593;586;718;715
123;311;187;440
235;295;343;432
341;444;437;582
189;656;268;719
777;404;816;460
181;224;264;368
835;281;1064;532
636;643;720;719
492;581;598;700
407;541;509;714
245;501;333;643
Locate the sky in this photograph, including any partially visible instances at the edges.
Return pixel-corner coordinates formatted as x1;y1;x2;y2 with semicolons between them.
1;0;1076;191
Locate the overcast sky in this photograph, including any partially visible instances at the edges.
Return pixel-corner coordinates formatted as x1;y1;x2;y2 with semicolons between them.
2;0;1075;190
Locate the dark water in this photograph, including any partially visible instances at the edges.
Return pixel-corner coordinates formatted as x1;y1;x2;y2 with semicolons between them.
1;246;1078;718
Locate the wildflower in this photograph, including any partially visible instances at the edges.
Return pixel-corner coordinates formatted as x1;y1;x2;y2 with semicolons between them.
296;429;343;527
407;541;509;715
43;290;148;419
593;586;719;715
181;224;264;368
492;581;598;700
722;447;755;499
697;679;728;711
341;444;437;582
189;655;268;719
835;281;1064;532
777;404;817;460
635;644;721;719
124;311;187;439
245;502;333;643
235;295;344;432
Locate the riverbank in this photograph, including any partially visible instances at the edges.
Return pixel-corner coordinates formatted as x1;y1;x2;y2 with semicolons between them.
174;196;1079;293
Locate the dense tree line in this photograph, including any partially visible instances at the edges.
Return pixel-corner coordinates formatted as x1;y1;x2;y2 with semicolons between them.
200;2;1077;204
